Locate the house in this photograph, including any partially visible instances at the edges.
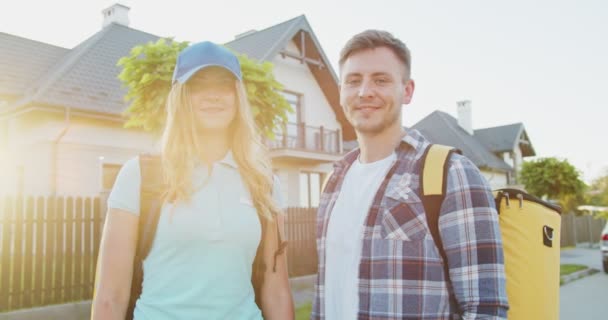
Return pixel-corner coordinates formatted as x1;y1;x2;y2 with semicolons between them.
0;4;353;208
412;100;536;189
225;15;354;207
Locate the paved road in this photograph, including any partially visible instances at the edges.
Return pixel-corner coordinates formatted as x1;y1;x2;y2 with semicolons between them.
560;245;602;270
560;246;608;320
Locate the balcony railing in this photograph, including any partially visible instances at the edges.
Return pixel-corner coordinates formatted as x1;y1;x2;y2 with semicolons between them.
265;122;341;154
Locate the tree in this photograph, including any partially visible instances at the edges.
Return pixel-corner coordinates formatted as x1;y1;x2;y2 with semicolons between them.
587;170;608;206
117;38;292;138
585;170;608;219
519;157;586;213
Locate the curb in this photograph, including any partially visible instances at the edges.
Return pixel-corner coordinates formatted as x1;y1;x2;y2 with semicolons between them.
0;300;90;320
560;268;599;285
289;274;316;308
289;274;316;290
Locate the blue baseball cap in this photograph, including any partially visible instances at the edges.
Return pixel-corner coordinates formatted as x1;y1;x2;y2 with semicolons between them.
172;41;242;84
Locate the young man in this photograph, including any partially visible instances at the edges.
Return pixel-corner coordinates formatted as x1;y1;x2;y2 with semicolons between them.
311;30;509;319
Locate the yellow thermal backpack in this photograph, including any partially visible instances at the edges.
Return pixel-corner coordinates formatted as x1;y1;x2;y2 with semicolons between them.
422;144;562;320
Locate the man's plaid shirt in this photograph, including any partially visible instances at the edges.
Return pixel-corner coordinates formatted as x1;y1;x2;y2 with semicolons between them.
311;130;509;320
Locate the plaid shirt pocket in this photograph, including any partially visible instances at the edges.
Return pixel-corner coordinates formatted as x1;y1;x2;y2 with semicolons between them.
381;182;428;241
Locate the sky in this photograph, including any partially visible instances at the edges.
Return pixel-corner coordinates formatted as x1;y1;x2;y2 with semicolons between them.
1;0;607;183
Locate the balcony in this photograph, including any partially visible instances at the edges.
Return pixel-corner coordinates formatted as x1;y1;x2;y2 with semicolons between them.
264;122;343;164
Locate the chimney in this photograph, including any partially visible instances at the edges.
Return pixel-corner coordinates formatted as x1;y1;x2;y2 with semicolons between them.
102;3;130;28
457;100;474;135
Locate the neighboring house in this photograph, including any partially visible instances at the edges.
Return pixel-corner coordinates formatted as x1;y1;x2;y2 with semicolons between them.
412;100;536;189
0;4;354;208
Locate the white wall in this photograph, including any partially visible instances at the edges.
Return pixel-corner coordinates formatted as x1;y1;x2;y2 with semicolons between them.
2;113;156;196
266;40;344;207
502;152;514;168
513;145;523;173
481;169;509;190
273;162;333;207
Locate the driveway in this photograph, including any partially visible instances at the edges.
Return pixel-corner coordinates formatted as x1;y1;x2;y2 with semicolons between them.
560;246;607;319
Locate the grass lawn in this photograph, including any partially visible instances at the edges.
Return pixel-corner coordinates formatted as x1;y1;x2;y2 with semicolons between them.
560;264;586;276
295;302;312;320
560;264;588;285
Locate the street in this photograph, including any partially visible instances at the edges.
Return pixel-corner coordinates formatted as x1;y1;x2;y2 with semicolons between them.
560;246;608;320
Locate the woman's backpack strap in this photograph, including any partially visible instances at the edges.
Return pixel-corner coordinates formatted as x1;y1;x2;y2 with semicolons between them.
126;154;163;320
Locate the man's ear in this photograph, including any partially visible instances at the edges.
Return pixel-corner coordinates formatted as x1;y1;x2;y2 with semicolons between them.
402;79;415;105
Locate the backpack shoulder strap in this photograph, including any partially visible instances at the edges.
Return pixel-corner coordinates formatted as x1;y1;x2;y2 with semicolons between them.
420;144;460;310
127;154;163;320
251;178;289;309
421;144;459;242
137;154;164;259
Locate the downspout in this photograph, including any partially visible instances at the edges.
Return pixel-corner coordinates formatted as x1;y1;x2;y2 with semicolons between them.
51;107;71;196
511;150;518;185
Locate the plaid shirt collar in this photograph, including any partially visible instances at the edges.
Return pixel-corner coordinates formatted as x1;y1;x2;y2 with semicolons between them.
334;129;427;171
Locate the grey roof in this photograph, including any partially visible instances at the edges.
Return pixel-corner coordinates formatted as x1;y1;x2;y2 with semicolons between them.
225;15;336;79
412;111;512;172
0;32;67;99
475;123;535;156
7;23;160;115
225;16;303;62
1;16;355;139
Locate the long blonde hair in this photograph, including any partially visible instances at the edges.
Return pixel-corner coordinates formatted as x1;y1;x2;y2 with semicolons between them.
159;78;279;220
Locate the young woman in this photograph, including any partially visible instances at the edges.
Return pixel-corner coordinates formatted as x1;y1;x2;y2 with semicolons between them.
92;41;294;320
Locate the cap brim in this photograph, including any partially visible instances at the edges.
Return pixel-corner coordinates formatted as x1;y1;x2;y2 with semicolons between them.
174;64;242;84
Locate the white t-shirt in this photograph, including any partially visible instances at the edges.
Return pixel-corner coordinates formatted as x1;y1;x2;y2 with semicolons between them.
324;152;397;320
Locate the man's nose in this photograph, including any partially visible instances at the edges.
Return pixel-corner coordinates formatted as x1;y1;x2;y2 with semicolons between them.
358;81;374;98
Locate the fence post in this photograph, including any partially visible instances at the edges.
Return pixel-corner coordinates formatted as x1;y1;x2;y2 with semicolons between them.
83;197;93;300
44;196;56;305
588;214;594;248
64;197;74;301
53;197;64;303
74;197;83;300
33;197;45;307
0;196;13;311
572;214;578;247
22;196;34;308
13;195;24;310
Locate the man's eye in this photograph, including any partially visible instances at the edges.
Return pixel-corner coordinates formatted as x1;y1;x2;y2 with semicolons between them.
375;78;389;85
345;79;361;86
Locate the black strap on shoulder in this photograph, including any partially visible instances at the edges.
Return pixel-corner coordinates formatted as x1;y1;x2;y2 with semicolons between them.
251;184;288;310
420;144;461;313
126;154;163;320
136;155;164;259
251;213;288;309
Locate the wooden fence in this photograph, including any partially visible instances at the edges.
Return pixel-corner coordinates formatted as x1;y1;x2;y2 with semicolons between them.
284;207;318;277
0;195;103;312
0;195;318;312
4;193;607;312
560;213;606;247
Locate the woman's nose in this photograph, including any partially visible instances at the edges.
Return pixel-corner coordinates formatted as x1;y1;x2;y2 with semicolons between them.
204;93;221;102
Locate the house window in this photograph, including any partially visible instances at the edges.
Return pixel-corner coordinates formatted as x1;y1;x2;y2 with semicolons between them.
281;90;302;125
299;171;322;208
102;163;121;190
280;91;303;148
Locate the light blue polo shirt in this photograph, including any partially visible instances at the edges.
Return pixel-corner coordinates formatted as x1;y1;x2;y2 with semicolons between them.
108;152;282;320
